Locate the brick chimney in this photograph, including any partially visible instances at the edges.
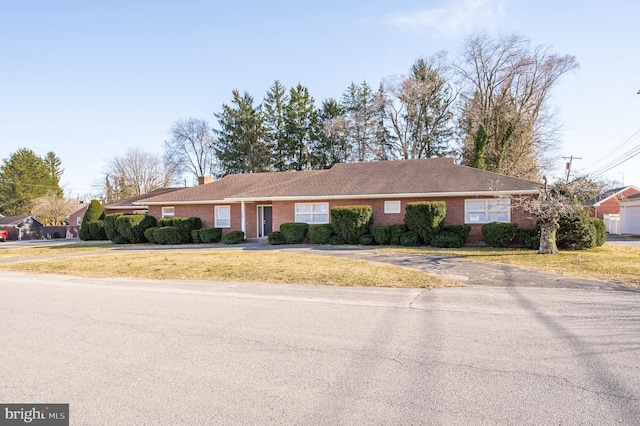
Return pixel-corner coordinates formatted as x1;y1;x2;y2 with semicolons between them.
198;176;214;185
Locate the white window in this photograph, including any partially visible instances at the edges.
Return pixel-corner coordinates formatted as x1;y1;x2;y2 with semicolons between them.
295;203;329;224
384;200;401;214
162;207;175;218
76;217;82;226
215;205;231;228
465;199;511;224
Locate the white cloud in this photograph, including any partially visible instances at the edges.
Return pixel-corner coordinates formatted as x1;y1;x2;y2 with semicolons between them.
385;0;506;35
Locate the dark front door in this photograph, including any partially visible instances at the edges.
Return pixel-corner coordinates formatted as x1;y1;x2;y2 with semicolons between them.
258;206;273;238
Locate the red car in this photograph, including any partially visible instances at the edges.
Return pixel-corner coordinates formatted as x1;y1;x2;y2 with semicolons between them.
0;230;7;242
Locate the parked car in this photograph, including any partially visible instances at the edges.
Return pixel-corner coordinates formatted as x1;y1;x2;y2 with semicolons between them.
0;230;7;242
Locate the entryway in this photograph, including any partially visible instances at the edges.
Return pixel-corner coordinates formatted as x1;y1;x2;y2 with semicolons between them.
257;205;273;238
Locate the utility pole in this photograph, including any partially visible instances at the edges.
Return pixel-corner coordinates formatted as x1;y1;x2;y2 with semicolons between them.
563;155;582;182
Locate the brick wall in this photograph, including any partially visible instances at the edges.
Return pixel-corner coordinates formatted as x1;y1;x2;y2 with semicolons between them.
587;187;640;219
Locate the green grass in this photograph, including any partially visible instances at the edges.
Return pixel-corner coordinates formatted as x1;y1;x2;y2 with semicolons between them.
381;243;640;285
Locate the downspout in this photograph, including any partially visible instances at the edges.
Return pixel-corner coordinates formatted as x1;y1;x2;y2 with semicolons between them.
241;201;246;237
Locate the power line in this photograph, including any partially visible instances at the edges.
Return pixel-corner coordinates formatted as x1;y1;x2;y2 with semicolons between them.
589;143;640;177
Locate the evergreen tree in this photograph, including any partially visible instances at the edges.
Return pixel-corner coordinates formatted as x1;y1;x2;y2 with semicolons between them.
311;98;351;169
341;81;380;162
263;80;289;171
79;199;105;241
0;148;62;216
43;151;64;196
215;90;270;175
283;84;317;170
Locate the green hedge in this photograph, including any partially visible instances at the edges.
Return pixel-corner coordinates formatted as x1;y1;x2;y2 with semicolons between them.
223;230;244;244
400;231;421;247
88;220;108;241
79;200;105;241
104;213;127;244
590;218;606;247
482;222;518;247
268;231;286;245
404;202;446;245
518;228;540;250
557;210;597;250
432;232;464;248
199;227;223;243
371;226;391;245
152;226;184;245
158;217;173;227
331;205;373;244
115;214;157;244
144;226;159;244
441;225;471;245
157;217;201;243
359;234;374;245
308;224;333;244
191;230;201;243
280;222;309;244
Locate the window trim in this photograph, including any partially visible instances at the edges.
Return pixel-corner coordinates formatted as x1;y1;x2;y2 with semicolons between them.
76;217;82;226
161;207;175;218
215;205;231;228
384;200;401;214
294;202;330;224
464;199;511;224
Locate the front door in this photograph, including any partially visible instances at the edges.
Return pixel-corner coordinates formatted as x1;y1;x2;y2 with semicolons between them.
258;206;273;238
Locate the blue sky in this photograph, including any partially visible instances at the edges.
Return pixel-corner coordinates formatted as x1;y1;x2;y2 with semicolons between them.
2;0;639;198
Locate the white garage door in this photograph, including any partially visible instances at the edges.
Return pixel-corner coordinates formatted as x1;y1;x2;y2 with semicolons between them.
622;205;640;235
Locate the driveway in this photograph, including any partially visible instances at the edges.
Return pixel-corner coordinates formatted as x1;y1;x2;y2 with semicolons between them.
1;272;639;425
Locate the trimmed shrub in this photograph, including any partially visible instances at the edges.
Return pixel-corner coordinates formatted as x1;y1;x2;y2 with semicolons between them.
557;210;597;250
280;222;309;244
371;226;391;245
223;230;244;244
518;228;540;250
104;213;127;244
390;224;407;245
441;225;471;245
191;230;201;243
79;200;105;241
159;218;173;227
331;205;373;244
144;227;158;244
482;222;518;247
153;226;184;245
88;220;108;241
404;202;446;245
359;234;374;245
328;235;346;245
171;217;202;243
308;224;333;244
199;227;223;243
590;218;606;247
400;231;421;247
432;232;464;248
268;231;286;245
115;214;157;244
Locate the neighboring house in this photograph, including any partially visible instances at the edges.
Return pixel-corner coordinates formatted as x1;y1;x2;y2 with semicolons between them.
584;186;640;220
67;204;89;227
103;187;184;216
0;216;45;240
620;193;640;235
137;158;541;244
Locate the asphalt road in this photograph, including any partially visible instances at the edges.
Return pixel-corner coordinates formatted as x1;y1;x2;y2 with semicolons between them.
1;272;639;425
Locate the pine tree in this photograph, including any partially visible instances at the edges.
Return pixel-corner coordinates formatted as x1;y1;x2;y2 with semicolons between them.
214;90;270;175
310;98;351;169
283;84;317;171
263;80;289;171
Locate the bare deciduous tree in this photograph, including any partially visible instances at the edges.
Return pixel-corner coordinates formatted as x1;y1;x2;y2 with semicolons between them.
164;118;218;180
457;33;578;180
381;52;458;159
101;148;181;202
32;194;77;225
515;177;593;254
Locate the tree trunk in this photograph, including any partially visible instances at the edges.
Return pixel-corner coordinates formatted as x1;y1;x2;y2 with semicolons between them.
538;220;559;254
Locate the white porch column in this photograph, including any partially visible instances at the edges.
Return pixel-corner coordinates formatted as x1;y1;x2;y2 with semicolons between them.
241;201;246;236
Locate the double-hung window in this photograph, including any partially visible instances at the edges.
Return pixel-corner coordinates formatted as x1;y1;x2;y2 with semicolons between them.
465;199;510;224
215;206;231;228
295;203;329;224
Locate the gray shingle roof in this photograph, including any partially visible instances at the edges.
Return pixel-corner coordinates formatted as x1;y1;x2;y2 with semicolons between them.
584;186;638;206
